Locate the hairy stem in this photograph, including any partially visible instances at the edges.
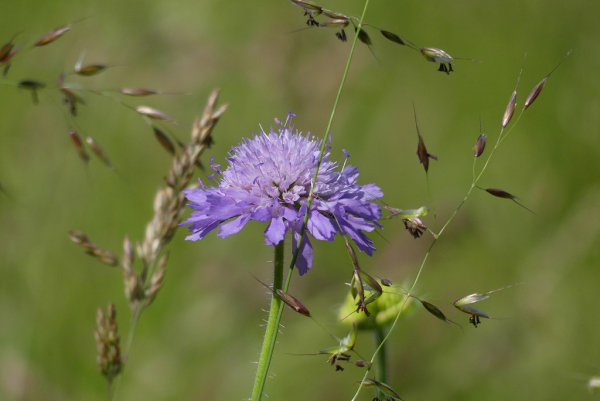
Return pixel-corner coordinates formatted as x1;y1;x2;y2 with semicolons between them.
251;240;285;401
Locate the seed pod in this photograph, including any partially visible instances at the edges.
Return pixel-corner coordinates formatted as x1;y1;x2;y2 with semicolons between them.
152;126;176;155
69;129;89;163
120;88;160;96
276;289;311;317
35;25;71;46
474;134;487;157
380;30;405;46
86;137;113;168
524;50;571;109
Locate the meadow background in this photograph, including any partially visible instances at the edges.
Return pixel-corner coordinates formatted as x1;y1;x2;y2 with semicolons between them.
1;0;599;400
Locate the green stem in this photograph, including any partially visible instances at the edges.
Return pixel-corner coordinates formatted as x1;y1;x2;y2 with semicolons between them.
374;325;387;383
249;3;371;399
353;110;529;401
250;240;285;401
111;303;145;401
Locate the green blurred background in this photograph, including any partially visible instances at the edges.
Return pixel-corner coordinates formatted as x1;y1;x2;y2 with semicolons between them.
1;0;599;400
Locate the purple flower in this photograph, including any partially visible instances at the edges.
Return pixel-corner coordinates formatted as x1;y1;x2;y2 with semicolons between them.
181;113;383;275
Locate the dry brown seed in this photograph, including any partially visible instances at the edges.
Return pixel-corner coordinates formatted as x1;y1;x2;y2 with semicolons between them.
380;30;405;45
524;50;571;109
152;127;176;155
69;129;89;163
75;64;108;76
120;88;161;96
137;106;182;125
276;289;311;317
86;137;113;169
35;25;71;47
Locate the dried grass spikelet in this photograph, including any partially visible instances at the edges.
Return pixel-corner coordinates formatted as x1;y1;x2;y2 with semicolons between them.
412;105;437;173
502;54;526;127
357;378;404;400
474;117;487;157
120;88;161;96
60;88;86;116
69;230;119;265
136;105;183;126
318;324;357;371
86;137;113;169
69;129;90;163
138;88;226;274
94;304;123;382
453;282;522;327
481;187;535;214
35;25;71;47
524;50;571;109
152;126;176;155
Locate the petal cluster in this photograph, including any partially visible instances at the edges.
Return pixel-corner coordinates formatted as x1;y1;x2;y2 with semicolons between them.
181;114;383;275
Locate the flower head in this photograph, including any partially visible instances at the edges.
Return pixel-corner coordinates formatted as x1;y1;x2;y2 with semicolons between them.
181;113;383;275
